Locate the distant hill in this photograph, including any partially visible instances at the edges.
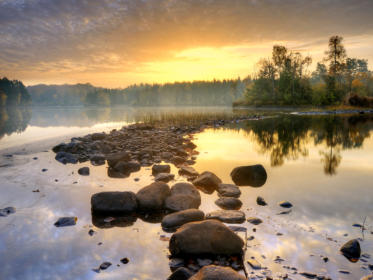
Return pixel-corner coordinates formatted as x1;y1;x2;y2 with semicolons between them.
27;79;250;106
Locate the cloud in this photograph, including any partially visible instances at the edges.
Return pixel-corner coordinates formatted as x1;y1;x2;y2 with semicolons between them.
1;0;373;86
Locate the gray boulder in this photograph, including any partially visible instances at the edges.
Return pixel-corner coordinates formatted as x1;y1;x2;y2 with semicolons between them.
206;210;246;224
169;220;244;256
165;182;201;212
217;184;241;198
91;192;137;213
162;209;205;229
190;265;246;280
136;182;171;211
215;197;242;210
230;164;267;187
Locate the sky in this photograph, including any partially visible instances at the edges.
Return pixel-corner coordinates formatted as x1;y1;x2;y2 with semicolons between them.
1;0;373;88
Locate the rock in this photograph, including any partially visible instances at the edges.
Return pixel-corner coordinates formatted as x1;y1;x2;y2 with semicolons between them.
192;171;222;193
256;196;267;206
92;214;137;228
299;272;317;278
136;181;171;211
230;164;267;187
107;152;130;168
165;182;201;212
114;160;141;174
120;257;129;264
162;209;205;229
197;259;213;267
88;229;96;236
179;166;199;177
169;220;244;256
55;152;78;164
42;168;48;172
91;192;137;213
247;259;261;269
91;132;106;141
54;217;77;227
172;156;186;165
0;207;16;217
78;167;90;176
168;267;194;280
189;265;246;280
279;201;293;208
206;210;246;224
247;217;263;225
340;239;361;261
155;173;175;183
215;197;242;210
169;258;185;269
152;164;171;175
217;184;241;198
99;261;111;270
90;154;105;166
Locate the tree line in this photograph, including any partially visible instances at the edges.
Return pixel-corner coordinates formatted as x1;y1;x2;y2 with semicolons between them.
0;77;31;107
239;36;373;106
27;79;249;106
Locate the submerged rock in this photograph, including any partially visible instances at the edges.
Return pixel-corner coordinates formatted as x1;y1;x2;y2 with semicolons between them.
78;167;90;176
215;197;242;210
114;160;141;174
279;201;293;208
54;217;77;227
107;152;130;168
256;196;267;206
189;265;246;280
161;209;205;229
0;207;16;217
91;191;137;213
136;181;171;211
55;151;78;164
99;262;112;270
192;171;222;193
92;214;137;228
165;182;201;212
152;164;171;175
168;267;193;280
206;210;246;224
217;184;241;198
340;239;361;261
247;259;262;269
230;164;267;187
247;217;263;225
155;173;175;183
169;220;244;256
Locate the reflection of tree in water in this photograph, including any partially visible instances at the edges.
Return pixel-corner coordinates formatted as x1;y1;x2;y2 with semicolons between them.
0;107;31;140
229;115;373;175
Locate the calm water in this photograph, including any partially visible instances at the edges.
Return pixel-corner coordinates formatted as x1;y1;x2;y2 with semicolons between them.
0;106;373;280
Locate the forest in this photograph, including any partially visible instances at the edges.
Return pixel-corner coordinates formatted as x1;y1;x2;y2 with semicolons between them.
27;79;248;106
0;77;31;107
238;36;373;106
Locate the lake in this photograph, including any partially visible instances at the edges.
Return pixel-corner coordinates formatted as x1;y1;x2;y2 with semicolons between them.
0;106;372;280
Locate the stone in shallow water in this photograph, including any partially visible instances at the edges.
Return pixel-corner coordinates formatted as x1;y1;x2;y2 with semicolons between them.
90;154;106;166
167;267;193;280
340;239;361;261
161;209;205;229
279;201;293;208
217;183;241;198
189;265;246;280
155;173;175;183
78;167;90;176
107;152;130;168
169;220;244;256
192;171;222;194
230;164;267;187
99;262;112;270
54;217;77;227
152;164;171;175
206;210;246;224
247;217;263;225
256;196;267;206
215;197;242;210
136;181;170;211
55;151;78;164
247;259;262;269
0;207;16;217
179;166;199;177
165;182;201;212
91;191;137;213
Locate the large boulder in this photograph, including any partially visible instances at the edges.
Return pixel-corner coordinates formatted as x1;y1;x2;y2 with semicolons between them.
165;182;201;212
192;171;222;193
162;209;205;229
205;210;246;224
230;164;267;187
217;184;241;198
340;239;361;261
169;220;244;256
114;160;141;174
91;192;137;213
190;265;246;280
136;182;171;211
152;164;171;175
107;152;131;168
179;166;199;177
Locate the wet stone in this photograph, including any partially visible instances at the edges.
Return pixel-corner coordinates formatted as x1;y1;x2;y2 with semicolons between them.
161;209;205;229
247;259;262;270
0;207;16;217
78;167;90;176
256;196;267;206
230;164;267;187
215;197;242;210
155;173;175;183
91;191;137;213
340;239;361;261
165;182;201;212
167;267;193;280
179;166;199;177
247;217;263;225
136;181;171;211
189;265;246;280
54;217;77;227
99;262;112;270
120;258;129;264
206;210;246;224
217;183;241;198
279;201;293;208
152;164;171;175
